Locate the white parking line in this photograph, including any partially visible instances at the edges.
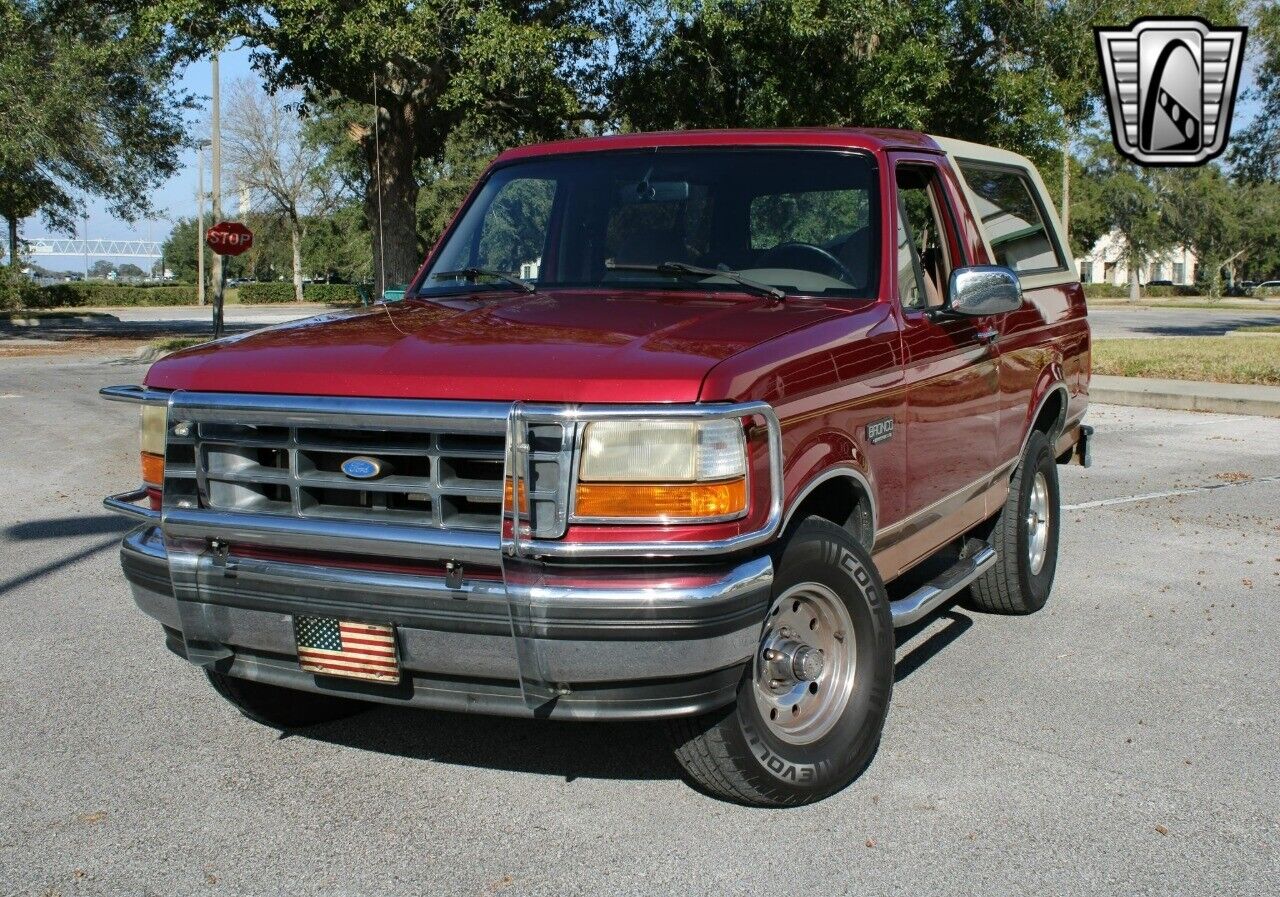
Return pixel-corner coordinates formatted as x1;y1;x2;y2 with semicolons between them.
1063;474;1280;510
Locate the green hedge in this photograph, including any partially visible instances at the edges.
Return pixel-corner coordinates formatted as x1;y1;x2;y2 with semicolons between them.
1083;283;1201;299
1;270;42;310
238;282;365;304
25;282;198;308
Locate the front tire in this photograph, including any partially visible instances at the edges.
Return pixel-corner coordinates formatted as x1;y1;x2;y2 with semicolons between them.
968;430;1061;614
205;670;368;729
667;518;895;806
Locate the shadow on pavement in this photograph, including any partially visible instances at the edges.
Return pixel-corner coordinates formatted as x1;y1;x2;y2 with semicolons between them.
894;609;974;682
297;593;977;782
1130;314;1280;337
0;514;130;597
0;321;256;343
0;533;123;598
300;705;684;784
6;513;130;541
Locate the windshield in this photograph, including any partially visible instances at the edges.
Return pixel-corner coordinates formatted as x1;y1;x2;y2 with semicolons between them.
417;149;879;299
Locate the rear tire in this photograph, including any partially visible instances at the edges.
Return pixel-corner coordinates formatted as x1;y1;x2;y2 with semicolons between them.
667;518;895;806
968;430;1060;614
206;670;368;729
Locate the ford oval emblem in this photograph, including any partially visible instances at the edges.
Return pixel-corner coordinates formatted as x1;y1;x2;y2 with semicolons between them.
341;456;384;480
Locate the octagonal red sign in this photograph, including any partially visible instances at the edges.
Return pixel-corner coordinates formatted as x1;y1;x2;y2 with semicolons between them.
205;221;254;256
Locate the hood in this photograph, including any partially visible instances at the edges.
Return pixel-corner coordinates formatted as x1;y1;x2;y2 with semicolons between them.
144;289;847;403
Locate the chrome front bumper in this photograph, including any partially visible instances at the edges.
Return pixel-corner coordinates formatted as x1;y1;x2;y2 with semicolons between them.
121;526;773;720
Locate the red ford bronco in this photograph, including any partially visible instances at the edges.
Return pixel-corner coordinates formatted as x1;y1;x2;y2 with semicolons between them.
103;129;1091;806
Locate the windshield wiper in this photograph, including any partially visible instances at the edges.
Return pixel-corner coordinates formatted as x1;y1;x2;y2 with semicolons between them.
606;260;786;302
431;267;535;294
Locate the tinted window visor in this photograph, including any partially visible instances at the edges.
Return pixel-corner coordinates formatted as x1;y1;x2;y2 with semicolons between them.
417;150;879;299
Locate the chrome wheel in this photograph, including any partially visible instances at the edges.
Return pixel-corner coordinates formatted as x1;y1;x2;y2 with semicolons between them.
753;582;857;745
1026;471;1051;576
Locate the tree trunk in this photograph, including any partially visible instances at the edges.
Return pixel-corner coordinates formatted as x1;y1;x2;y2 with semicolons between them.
290;219;304;303
1128;260;1141;304
1207;262;1223;300
363;100;422;298
1060;141;1070;249
6;215;17;269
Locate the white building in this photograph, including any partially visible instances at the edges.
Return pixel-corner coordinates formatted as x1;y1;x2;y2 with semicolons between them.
1075;230;1197;286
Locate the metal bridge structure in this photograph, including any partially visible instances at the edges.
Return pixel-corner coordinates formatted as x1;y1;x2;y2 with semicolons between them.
26;238;162;259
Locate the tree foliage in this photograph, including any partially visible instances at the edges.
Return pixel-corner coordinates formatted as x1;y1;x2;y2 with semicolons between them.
225;80;338;300
1230;0;1280;182
162;207;371;285
126;0;623;291
1072;138;1176;301
0;0;191;264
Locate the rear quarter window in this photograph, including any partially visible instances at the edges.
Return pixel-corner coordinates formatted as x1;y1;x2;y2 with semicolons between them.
957;163;1066;275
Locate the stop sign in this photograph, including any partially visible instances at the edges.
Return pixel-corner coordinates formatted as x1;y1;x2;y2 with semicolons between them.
206;221;254;256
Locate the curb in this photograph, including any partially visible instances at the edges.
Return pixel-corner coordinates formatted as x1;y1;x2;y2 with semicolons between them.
1091;375;1280;418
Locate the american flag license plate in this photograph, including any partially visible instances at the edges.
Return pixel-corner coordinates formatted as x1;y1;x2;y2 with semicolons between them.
294;616;400;683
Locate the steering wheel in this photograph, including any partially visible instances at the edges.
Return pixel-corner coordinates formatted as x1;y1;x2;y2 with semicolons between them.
756;241;858;285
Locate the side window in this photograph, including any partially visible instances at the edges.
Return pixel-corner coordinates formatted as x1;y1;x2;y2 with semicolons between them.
895;166;954;310
957;163;1065;274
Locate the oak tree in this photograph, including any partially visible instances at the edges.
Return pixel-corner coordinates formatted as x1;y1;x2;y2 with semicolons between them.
137;0;617;293
0;1;190;267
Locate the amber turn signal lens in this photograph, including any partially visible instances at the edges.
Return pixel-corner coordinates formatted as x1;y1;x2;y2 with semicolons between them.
503;477;529;512
575;479;747;521
141;451;165;487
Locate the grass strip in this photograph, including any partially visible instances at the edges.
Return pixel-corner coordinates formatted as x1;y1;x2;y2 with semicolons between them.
1093;337;1280;386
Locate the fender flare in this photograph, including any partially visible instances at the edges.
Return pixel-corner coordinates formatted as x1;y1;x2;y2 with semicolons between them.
781;465;878;548
1014;377;1070;466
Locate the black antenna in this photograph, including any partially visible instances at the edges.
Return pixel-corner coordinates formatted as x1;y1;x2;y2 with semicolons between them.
372;73;387;297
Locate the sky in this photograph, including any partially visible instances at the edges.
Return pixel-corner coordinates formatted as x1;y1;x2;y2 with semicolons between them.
19;45;261;273
18;33;1267;273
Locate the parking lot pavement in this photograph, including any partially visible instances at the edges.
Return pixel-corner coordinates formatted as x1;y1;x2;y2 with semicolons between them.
0;304;336;343
1;353;1276;896
1089;306;1280;339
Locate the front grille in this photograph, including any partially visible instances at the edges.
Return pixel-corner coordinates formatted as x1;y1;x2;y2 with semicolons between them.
160;397;571;539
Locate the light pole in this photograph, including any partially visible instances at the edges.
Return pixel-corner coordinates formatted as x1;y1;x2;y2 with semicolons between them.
210;53;225;338
196;139;211;305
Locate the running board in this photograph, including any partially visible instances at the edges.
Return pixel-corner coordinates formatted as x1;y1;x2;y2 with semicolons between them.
890;544;997;627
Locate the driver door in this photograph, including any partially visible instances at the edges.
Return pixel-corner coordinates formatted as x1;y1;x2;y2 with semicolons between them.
892;157;1001;519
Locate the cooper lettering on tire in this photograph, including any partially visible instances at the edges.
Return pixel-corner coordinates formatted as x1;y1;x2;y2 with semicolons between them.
667;518;895;807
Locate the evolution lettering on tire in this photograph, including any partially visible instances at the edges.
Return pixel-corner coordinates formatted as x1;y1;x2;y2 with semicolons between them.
742;718;821;784
668;518;895;807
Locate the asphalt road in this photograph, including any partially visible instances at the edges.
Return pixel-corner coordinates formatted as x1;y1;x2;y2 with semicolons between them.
1;353;1277;896
5;303;1280;344
1088;306;1280;339
0;304;335;343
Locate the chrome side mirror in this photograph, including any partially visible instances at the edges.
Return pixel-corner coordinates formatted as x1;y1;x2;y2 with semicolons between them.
947;265;1023;316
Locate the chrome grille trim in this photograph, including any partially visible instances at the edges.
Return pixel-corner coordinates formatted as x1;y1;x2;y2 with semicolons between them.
164;392;570;540
101;386;787;560
161;507;502;565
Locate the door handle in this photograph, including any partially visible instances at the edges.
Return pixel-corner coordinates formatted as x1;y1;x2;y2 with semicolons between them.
975;327;999;345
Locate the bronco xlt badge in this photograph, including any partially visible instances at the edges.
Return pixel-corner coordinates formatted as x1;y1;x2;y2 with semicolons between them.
866;418;894;445
1095;17;1247;166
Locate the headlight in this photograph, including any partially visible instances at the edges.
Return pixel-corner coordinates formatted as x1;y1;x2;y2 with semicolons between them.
574;418;748;521
140;405;166;486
